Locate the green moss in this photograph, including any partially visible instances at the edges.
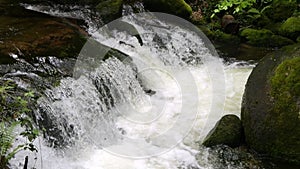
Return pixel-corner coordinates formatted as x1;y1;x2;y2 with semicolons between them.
241;44;300;164
280;17;300;40
202;115;243;148
270;35;294;47
268;57;300;163
143;0;192;19
197;25;214;39
264;22;282;35
271;57;300;109
240;28;294;47
213;30;240;44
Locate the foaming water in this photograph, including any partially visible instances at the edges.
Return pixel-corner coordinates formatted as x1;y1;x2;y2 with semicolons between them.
10;7;254;169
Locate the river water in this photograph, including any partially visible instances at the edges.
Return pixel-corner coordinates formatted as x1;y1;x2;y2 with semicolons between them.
10;5;255;169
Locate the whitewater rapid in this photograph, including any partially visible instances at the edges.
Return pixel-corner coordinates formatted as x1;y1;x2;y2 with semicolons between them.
10;7;255;169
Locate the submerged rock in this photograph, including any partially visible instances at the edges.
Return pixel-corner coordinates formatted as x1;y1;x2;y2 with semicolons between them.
202;114;243;148
240;28;294;47
143;0;192;19
242;44;300;164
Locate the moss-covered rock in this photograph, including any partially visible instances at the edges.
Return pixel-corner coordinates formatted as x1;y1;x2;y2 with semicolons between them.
96;0;123;23
240;28;294;47
263;0;297;22
279;17;300;40
202;114;243;148
213;30;240;44
143;0;192;19
241;43;300;164
264;22;282;35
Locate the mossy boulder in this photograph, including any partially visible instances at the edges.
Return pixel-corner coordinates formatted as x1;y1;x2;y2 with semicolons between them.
143;0;192;19
279;17;300;40
213;30;240;44
240;28;294;47
96;0;123;23
263;0;297;22
241;44;300;164
202;114;243;148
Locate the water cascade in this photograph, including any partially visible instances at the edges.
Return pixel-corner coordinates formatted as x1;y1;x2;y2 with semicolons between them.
10;5;255;169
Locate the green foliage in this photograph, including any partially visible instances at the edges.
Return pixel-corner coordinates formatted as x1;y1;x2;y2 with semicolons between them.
211;0;257;18
0;80;39;168
210;0;274;27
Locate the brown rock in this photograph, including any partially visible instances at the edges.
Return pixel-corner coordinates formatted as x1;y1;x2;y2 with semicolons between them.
0;4;87;64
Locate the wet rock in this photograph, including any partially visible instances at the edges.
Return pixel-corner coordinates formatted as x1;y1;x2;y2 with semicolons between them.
212;30;240;44
0;4;87;64
242;43;300;164
143;0;192;19
202;114;243;148
196;145;263;169
240;28;294;47
107;20;143;46
144;89;156;96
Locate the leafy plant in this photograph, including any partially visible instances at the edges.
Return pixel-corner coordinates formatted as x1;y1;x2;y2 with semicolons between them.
211;0;273;18
0;80;39;168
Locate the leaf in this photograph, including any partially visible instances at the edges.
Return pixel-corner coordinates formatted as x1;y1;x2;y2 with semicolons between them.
24;91;34;98
211;13;216;19
248;8;260;14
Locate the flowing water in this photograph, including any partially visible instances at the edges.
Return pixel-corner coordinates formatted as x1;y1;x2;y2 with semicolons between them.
10;4;256;169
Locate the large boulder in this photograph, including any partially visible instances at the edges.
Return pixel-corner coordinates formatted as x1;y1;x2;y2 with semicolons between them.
0;3;87;64
143;0;192;19
202;114;243;148
241;44;300;164
240;28;294;48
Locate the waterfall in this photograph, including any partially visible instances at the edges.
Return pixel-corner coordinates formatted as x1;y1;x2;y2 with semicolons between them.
10;5;256;169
